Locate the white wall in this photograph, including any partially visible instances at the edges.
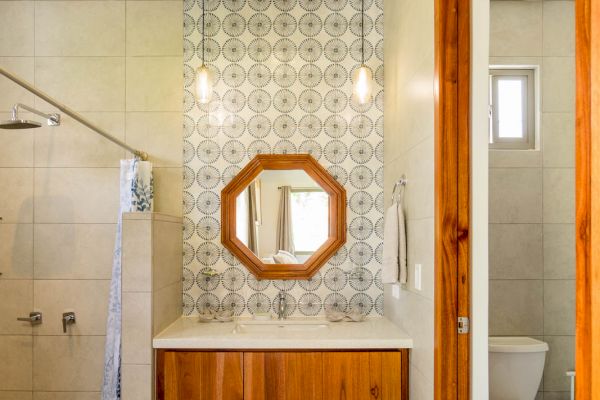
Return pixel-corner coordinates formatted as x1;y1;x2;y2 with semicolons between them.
383;0;435;397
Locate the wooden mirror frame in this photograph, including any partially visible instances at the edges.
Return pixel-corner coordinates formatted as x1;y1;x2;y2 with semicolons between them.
221;154;346;280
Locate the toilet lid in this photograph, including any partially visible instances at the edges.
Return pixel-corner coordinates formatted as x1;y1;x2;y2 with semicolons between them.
489;336;549;353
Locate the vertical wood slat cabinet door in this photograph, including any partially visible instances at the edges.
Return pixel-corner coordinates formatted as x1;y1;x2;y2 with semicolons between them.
244;352;323;400
322;352;403;400
162;351;244;400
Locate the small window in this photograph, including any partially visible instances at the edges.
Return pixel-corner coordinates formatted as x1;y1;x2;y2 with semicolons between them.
489;68;536;150
290;189;329;255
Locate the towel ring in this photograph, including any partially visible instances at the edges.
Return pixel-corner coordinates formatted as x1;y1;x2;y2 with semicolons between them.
391;175;407;203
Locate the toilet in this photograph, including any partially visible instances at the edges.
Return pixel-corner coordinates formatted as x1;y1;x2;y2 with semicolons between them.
489;336;549;400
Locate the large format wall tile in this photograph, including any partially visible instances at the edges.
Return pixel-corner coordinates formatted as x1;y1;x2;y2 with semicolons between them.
542;1;575;57
489;223;543;279
0;336;33;391
0;57;35;111
125;112;183;167
33;393;99;400
0;224;33;279
543;224;575;280
0;2;34;57
35;1;125;57
126;1;183;56
0;168;33;223
542;113;575;168
121;364;151;400
543;335;575;392
35;57;125;112
126;57;183;112
34;224;115;280
543;168;575;224
0;280;33;335
489;279;543;336
490;1;542;57
121;292;152;365
544;280;575;336
0;392;33;400
489;168;542;223
542;57;575;113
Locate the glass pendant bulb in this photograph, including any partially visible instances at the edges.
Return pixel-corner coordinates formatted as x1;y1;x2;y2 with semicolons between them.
195;64;213;104
352;65;374;104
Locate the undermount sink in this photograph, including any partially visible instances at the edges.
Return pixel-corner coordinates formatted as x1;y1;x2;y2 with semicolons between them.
232;319;330;334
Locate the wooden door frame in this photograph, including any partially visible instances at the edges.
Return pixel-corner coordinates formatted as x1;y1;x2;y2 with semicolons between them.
575;0;600;398
434;0;471;399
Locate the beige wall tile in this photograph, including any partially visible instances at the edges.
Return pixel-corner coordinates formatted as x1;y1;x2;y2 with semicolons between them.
542;1;575;57
489;168;542;223
153;220;183;290
35;1;125;56
0;336;32;391
153;167;183;217
0;168;33;223
0;57;35;111
126;57;183;112
122;292;152;365
490;1;542;57
153;281;182;335
404;137;434;220
121;364;151;400
543;335;574;392
0;224;33;279
489;149;542;168
33;280;109;335
405;217;434;300
542;57;575;113
0;392;33;400
542;113;575;168
542;392;571;400
543;168;574;223
34;112;125;168
125;112;183;167
489;279;543;336
0;127;34;168
34;224;115;280
0;2;34;56
34;168;120;223
33;336;104;391
489;223;543;279
33;393;99;400
126;1;183;56
408;364;434;400
35;57;125;112
122;219;152;292
0;280;33;335
544;280;575;335
544;223;575;279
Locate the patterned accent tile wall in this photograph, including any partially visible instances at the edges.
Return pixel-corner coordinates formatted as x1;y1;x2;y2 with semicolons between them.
183;0;384;317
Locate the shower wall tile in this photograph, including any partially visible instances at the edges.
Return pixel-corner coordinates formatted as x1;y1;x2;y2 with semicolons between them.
126;1;183;56
489;279;543;336
543;223;575;280
34;1;125;57
406;217;435;299
122;292;152;365
0;280;33;335
34;57;126;112
122;219;153;293
489;168;542;223
33;168;120;223
121;364;152;400
0;129;34;168
490;1;542;57
153;167;183;217
0;58;35;111
33;224;115;280
0;168;33;224
0;392;33;400
542;113;575;168
542;57;575;113
33;280;110;336
0;335;32;391
0;2;34;57
543;279;575;336
126;57;183;112
543;335;575;392
0;224;33;279
34;112;126;168
404;137;435;221
542;1;575;57
33;336;104;392
125;112;183;167
489;223;543;279
33;393;99;400
543;168;575;224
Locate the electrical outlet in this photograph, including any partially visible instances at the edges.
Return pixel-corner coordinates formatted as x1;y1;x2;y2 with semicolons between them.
414;264;422;291
392;284;400;299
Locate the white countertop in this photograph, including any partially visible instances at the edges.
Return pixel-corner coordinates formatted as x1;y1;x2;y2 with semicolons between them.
153;316;413;349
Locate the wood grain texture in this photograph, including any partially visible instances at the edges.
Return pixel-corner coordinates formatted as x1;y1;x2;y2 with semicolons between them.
244;352;323;400
575;0;600;398
160;351;244;400
221;154;346;280
433;0;471;399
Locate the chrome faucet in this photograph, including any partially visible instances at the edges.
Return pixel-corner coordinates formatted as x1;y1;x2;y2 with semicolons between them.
277;291;287;320
62;311;76;333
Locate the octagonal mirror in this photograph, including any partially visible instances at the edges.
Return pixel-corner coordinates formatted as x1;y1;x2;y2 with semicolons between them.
221;155;346;279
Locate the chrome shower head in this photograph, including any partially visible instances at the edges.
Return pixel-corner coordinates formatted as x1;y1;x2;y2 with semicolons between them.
0;119;43;129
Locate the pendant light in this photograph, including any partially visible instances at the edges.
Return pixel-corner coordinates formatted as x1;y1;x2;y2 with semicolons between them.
352;0;374;104
196;0;213;104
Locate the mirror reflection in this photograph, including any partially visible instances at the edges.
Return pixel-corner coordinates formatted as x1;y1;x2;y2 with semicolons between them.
236;170;329;265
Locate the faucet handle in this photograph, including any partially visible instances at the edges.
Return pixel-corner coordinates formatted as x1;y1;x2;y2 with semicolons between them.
62;312;76;333
17;311;42;325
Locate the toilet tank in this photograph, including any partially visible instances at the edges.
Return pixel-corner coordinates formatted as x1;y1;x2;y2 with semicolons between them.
489;337;549;400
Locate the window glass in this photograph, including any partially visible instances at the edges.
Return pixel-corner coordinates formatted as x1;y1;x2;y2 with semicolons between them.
291;191;328;252
497;78;524;138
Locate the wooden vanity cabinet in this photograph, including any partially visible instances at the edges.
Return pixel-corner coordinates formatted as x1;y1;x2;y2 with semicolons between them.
156;350;409;400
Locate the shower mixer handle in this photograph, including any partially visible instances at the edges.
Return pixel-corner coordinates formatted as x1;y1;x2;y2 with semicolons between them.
62;311;76;333
17;311;43;325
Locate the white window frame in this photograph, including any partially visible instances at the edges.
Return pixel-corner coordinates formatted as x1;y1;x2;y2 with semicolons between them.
489;68;536;150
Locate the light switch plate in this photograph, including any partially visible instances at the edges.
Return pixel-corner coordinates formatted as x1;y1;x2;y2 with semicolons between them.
392;284;400;299
414;264;422;291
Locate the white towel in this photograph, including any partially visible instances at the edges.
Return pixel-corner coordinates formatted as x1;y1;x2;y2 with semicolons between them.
381;201;407;284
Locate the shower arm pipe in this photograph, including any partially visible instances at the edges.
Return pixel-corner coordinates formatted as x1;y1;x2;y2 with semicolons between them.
12;103;60;125
0;67;148;161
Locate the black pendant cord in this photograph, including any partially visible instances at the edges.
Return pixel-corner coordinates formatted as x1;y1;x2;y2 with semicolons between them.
202;0;206;66
361;0;365;66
